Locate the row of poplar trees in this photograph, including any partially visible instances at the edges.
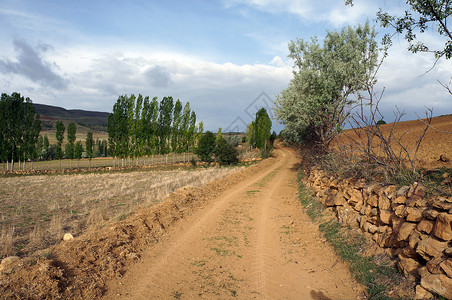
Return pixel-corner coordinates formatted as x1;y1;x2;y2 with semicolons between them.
0;92;41;169
107;94;203;159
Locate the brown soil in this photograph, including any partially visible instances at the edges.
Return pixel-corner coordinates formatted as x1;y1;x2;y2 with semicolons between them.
338;114;452;170
0;145;363;299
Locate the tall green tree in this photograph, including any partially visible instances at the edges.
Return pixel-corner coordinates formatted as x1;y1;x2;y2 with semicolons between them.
188;111;197;152
66;121;76;168
86;131;94;168
275;22;379;151
158;96;174;154
171;99;183;153
254;108;272;150
108;95;130;161
195;131;216;164
75;141;83;168
245;122;255;149
55;120;65;168
180;102;191;152
0;93;40;169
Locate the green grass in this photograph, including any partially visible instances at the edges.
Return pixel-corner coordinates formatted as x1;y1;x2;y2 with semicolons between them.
297;167;404;300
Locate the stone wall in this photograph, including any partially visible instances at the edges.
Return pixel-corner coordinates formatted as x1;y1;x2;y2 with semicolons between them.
304;168;452;299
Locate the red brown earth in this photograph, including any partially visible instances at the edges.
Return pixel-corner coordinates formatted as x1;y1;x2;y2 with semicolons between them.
337;114;452;170
0;145;364;299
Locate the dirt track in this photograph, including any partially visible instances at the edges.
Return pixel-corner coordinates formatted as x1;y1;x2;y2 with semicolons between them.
103;146;363;299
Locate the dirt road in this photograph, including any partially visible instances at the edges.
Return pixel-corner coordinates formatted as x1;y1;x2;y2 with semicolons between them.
104;146;363;299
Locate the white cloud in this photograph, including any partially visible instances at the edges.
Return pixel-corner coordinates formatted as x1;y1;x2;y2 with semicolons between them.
0;43;293;131
225;0;377;25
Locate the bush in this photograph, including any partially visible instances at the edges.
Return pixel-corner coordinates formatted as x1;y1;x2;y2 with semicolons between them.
215;139;239;166
195;131;216;164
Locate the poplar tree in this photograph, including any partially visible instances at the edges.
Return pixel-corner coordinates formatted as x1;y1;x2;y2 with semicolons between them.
158;96;173;154
180;102;191;152
66;122;76;168
55;120;65;168
75;141;83;168
86;131;94;168
171;99;183;153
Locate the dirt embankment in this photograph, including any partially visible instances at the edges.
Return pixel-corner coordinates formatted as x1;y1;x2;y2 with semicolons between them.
338;114;452;170
0;145;363;299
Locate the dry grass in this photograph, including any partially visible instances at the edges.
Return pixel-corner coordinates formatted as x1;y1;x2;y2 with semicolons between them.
0;166;244;258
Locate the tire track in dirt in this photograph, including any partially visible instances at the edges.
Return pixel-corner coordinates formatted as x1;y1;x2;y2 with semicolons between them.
104;145;363;299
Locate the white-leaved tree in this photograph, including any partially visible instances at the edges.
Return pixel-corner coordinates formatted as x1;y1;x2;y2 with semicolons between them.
275;22;380;152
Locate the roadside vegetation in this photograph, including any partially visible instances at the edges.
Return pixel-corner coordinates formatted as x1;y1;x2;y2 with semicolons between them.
276;2;451;298
297;170;407;299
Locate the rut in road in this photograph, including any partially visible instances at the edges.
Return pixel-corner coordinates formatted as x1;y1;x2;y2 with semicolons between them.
104;146;363;299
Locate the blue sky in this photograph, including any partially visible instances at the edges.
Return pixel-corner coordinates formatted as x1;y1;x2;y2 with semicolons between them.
0;0;451;132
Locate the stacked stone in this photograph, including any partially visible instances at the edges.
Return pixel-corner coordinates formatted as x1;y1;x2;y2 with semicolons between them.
306;169;452;299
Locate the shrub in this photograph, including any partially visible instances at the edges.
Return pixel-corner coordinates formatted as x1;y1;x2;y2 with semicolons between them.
215;139;239;166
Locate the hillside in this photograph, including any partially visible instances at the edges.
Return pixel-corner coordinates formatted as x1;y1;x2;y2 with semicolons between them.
33;103;110;132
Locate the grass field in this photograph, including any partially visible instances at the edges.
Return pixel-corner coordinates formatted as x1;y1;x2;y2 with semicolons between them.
0;164;245;259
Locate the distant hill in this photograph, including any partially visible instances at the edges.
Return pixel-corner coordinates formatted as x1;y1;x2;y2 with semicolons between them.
33;103;110;132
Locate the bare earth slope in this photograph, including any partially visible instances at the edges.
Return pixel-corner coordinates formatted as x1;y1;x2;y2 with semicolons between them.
104;146;362;299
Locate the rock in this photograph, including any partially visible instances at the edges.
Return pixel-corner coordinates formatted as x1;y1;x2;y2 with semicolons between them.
421;273;452;299
378;195;391;210
394;205;406;218
367;194;378;207
397;222;417;242
398;254;421;275
417;218;435;234
324;190;346;207
418;266;430;277
366;183;381;195
393;196;407;205
0;256;20;273
390;215;403;228
347;189;363;206
383;185;398;199
409;230;422;249
406;207;424;222
370;207;378;217
353;199;363;212
363;222;372;232
397;186;410;197
417;237;448;260
329;179;339;189
432;213;452;241
440;258;452;278
423;209;439;220
63;233;74;241
379;210;392;225
426;256;446;274
433;198;452;211
415;285;434;299
368;224;378;234
445;248;452;256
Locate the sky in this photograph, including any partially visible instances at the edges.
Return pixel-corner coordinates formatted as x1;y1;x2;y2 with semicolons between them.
0;0;451;132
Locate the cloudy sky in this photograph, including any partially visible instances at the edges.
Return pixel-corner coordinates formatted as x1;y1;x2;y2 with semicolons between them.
0;0;451;132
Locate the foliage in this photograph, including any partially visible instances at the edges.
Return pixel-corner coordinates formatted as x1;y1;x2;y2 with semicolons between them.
346;0;452;59
55;121;65;161
245;122;255;149
107;94;201;161
214;138;239;166
254;108;272;150
75;141;83;161
195;131;216;164
66;122;76;160
297;173;404;299
274;22;379;151
86;132;94;160
376;119;386;125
